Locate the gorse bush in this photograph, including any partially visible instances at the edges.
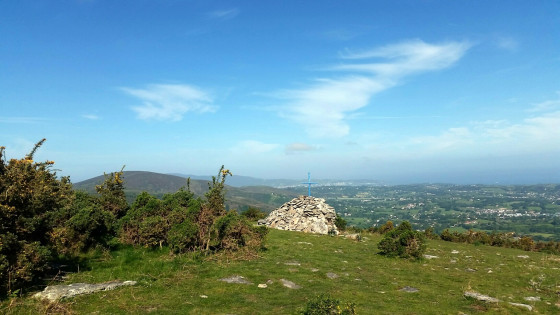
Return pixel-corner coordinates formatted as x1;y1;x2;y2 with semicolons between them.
50;190;116;255
119;166;267;255
0;140;73;296
377;221;426;259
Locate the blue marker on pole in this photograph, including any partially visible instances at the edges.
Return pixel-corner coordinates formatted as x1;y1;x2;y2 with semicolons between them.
302;172;317;196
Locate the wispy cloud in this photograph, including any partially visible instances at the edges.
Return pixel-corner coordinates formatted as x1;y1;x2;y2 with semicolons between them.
208;8;239;20
285;142;318;154
275;39;472;138
82;114;100;120
528;92;560;112
495;36;519;52
403;110;560;158
123;84;217;121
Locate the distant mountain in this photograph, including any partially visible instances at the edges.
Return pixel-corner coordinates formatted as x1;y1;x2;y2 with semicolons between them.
73;171;299;212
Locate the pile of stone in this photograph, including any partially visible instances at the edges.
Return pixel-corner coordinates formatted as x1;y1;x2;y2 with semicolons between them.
260;196;338;235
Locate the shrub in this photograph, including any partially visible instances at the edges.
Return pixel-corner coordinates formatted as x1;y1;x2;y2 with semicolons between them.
95;167;128;218
120;190;195;248
378;220;394;234
377;221;426;259
335;214;347;231
0;140;73;296
119;166;267;255
241;206;267;221
301;294;356;315
49;191;116;255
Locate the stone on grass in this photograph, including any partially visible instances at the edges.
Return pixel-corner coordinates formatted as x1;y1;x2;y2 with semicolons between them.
451;250;459;254
464;291;500;303
326;272;339;279
400;286;419;293
33;280;137;302
219;275;253;285
258;284;267;288
517;255;530;259
508;302;532;311
524;296;540;302
423;255;438;260
280;279;301;289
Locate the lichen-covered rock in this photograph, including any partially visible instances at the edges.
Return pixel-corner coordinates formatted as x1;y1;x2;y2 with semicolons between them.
262;196;338;235
33;281;137;302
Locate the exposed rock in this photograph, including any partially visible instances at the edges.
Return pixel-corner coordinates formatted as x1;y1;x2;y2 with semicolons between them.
464;291;500;303
451;250;459;254
219;275;253;285
400;286;419;293
33;280;137;302
465;268;477;272
200;295;208;298
423;255;439;259
326;272;339;279
262;196;338;235
284;261;301;266
344;233;360;240
280;279;301;289
508;302;532;311
517;255;530;259
258;284;267;288
524;296;540;302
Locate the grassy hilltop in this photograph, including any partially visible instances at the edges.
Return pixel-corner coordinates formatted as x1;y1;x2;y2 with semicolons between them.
4;229;560;314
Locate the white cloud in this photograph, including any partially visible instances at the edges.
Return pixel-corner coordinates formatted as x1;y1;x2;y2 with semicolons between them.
276;39;471;138
401;110;560;158
285;142;318;154
209;8;239;20
123;84;217;121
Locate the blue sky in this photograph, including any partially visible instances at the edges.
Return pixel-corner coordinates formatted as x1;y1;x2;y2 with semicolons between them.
1;1;559;184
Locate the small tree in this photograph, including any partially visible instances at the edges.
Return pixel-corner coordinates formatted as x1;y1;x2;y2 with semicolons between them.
377;221;426;259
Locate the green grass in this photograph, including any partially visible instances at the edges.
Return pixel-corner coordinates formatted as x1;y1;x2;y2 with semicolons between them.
3;230;560;314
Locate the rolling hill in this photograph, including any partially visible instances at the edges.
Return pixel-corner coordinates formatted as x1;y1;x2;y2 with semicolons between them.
73;171;300;212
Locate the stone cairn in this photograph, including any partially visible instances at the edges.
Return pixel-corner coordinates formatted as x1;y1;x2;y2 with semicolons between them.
260;196;338;235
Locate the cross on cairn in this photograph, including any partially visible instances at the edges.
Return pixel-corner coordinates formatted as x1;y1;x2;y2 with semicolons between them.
301;172;317;196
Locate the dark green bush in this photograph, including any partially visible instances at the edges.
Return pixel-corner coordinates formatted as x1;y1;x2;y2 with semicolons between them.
335;214;347;231
301;294;356;315
377;221;426;259
241;206;267;221
50;191;116;255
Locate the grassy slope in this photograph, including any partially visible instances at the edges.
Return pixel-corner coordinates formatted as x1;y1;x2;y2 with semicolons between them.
3;230;560;314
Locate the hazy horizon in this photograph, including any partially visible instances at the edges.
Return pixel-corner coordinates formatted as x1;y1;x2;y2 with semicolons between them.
2;1;559;185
